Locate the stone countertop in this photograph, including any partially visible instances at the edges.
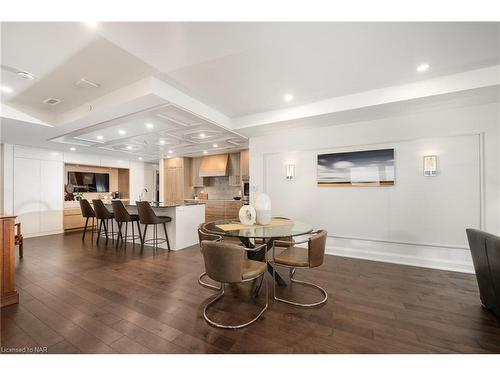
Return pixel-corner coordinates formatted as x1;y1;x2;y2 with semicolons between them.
103;200;205;208
184;198;243;203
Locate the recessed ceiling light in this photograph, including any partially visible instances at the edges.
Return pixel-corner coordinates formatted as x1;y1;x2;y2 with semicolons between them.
84;21;99;28
96;135;103;140
166;155;171;159
70;147;76;152
126;146;132;150
284;93;293;102
1;85;13;94
199;133;206;138
118;129;126;135
416;63;430;73
203;151;208;154
159;140;166;145
212;144;218;148
168;150;173;154
146;123;154;129
138;157;143;160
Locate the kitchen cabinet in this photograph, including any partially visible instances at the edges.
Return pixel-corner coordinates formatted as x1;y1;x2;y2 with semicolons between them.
228;152;241;186
14;157;63;236
163;157;192;203
224;200;243;219
205;200;225;223
63;207;87;230
240;149;249;180
204;200;243;222
191;157;204;187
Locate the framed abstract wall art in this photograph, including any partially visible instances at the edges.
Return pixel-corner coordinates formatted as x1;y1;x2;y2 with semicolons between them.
317;148;395;186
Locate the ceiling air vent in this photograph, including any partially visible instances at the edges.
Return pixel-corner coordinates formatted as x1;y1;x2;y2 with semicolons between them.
75;78;100;89
43;98;62;105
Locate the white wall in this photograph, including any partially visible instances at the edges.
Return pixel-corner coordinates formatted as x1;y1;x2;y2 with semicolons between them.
143;162;158;202
2;144;151;238
129;161;145;203
250;102;500;273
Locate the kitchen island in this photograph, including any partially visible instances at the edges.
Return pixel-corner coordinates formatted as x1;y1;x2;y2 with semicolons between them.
103;201;205;250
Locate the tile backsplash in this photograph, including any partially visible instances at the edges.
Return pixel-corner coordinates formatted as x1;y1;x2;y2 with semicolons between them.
193;177;241;200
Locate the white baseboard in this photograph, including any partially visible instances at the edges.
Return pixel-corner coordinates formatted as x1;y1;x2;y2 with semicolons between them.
326;236;474;274
23;229;64;239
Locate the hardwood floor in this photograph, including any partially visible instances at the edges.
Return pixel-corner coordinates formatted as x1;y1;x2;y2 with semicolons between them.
1;231;500;354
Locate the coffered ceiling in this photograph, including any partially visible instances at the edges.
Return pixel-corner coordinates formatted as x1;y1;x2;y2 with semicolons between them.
49;103;247;161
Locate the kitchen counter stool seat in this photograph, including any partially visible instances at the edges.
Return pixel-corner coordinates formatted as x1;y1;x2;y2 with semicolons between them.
80;199;97;242
136;201;171;250
92;199;116;243
111;200;142;246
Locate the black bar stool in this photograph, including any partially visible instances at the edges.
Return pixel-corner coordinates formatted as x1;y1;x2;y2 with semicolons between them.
111;200;142;246
136;201;171;250
80;199;96;242
92;199;115;244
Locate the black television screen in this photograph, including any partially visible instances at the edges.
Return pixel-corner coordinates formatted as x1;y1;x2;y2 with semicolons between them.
68;172;110;192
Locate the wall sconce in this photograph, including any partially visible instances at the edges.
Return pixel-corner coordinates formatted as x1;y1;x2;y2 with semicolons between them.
285;164;296;180
423;155;437;177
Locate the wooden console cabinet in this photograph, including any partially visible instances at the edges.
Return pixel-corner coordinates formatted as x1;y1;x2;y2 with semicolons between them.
1;215;19;307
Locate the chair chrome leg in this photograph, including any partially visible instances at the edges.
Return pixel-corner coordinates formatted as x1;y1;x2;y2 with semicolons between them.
198;272;222;291
273;265;328;307
203;279;268;329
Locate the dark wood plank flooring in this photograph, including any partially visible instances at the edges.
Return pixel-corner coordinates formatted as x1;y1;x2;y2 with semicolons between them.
1;231;500;354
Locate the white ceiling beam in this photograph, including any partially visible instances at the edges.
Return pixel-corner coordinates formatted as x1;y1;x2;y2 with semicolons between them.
232;65;500;130
0;103;52;127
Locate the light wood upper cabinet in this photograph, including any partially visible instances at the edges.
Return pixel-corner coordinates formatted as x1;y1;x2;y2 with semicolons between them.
228;152;241;186
163;157;193;203
240;149;249;179
191;157;204;187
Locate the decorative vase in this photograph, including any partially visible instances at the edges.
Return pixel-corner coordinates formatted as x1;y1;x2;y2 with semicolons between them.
239;205;257;226
255;193;272;225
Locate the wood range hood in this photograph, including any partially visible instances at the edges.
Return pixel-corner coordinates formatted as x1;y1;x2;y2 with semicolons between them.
199;153;229;177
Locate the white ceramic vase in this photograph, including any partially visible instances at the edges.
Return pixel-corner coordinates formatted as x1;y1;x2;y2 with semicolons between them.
255;193;272;225
239;205;257;226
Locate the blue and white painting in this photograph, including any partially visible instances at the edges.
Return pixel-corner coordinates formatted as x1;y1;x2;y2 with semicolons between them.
317;149;395;186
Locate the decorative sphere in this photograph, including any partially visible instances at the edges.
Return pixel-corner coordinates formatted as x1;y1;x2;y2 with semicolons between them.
239;205;256;226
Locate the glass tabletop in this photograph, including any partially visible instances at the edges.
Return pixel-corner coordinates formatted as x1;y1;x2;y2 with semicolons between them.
202;217;313;239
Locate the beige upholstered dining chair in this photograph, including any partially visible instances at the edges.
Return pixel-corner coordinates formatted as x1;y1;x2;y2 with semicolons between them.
200;240;268;329
197;226;223;290
271;229;328;307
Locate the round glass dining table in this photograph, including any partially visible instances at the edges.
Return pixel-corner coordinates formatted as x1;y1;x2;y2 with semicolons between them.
202;217;314;285
202;217;313;240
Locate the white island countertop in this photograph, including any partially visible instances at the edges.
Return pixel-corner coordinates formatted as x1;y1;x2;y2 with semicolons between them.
102;201;205;251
